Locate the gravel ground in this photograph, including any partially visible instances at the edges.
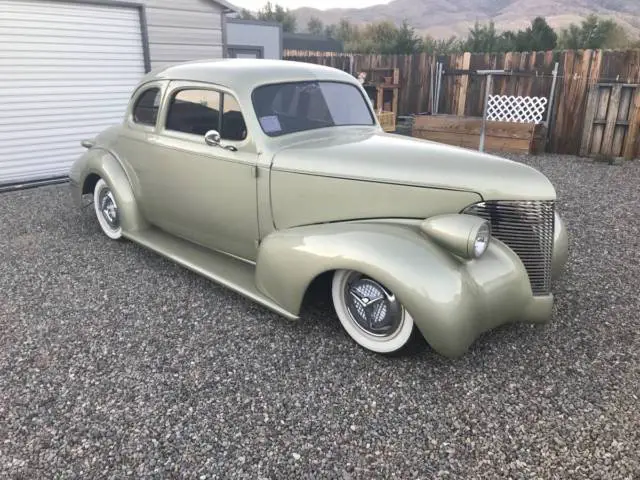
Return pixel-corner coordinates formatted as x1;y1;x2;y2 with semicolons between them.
1;153;639;479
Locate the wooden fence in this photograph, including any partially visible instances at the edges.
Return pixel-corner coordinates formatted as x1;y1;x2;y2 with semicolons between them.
284;49;640;158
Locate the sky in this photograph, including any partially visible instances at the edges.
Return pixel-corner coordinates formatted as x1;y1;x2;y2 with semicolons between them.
231;0;392;11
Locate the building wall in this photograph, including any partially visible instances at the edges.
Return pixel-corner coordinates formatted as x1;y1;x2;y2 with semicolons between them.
225;19;282;60
141;0;225;69
0;0;230;186
35;0;228;71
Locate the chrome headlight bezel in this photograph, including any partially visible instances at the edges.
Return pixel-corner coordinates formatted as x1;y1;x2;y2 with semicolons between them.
420;214;492;260
472;221;491;258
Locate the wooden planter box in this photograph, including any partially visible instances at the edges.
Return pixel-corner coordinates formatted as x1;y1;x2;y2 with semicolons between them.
412;114;547;155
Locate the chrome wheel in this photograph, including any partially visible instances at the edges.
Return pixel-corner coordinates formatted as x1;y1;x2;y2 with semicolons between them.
99;190;118;229
332;270;415;354
93;178;122;240
344;273;403;336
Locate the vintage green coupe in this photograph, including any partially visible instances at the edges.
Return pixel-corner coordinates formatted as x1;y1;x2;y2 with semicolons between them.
69;59;568;357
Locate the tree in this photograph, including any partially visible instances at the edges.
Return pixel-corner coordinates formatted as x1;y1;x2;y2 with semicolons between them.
528;17;558;51
498;30;518;51
394;20;422;54
422;35;464;54
324;24;337;39
307;16;324;36
602;22;633;49
362;21;404;53
464;20;500;53
291;12;639;55
240;8;255;20
457;16;558;53
558;14;627;49
336;19;424;54
335;19;359;44
249;2;296;33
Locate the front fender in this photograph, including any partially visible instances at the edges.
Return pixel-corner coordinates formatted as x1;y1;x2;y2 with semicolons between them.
70;148;148;232
256;221;464;313
255;221;542;357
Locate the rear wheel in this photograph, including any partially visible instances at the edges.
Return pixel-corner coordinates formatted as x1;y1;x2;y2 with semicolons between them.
93;178;122;240
331;269;417;354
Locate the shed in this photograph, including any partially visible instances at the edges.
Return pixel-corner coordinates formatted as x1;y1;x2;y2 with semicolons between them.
0;0;238;188
224;18;282;60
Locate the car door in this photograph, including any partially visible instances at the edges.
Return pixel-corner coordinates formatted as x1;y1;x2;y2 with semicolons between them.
134;81;259;262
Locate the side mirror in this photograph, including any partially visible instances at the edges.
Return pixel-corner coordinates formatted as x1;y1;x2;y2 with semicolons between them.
204;129;238;152
204;130;221;146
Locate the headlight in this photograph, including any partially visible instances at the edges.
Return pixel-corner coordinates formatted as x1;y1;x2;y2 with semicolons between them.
420;214;491;259
472;222;491;257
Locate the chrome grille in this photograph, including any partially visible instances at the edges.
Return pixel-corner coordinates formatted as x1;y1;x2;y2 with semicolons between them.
463;200;555;296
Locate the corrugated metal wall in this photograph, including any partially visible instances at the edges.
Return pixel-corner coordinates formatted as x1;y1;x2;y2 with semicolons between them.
0;0;146;185
0;0;225;186
145;0;223;69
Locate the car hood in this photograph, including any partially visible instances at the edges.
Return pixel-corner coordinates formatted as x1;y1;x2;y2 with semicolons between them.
271;129;556;201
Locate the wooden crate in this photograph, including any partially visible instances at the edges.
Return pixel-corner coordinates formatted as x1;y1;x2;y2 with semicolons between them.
412;114;546;154
377;111;396;132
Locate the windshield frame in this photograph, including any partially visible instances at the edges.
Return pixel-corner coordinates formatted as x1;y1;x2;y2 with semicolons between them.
250;80;378;138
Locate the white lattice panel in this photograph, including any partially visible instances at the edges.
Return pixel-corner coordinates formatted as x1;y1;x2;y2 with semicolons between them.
487;95;548;124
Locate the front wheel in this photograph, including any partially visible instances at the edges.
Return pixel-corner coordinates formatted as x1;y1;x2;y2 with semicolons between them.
331;270;417;354
93;178;122;240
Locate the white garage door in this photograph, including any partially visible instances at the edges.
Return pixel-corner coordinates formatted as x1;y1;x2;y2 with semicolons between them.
0;0;147;186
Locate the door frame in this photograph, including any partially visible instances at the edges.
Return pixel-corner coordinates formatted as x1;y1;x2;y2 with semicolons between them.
139;80;261;261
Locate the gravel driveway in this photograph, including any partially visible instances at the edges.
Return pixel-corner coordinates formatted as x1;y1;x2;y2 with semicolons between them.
1;154;639;479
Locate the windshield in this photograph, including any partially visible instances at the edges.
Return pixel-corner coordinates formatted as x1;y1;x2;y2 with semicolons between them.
251;81;376;137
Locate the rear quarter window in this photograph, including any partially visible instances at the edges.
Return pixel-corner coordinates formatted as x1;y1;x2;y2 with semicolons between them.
133;88;161;126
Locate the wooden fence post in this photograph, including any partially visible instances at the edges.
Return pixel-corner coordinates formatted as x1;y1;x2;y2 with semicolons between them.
601;84;623;155
624;87;640;160
479;74;493;152
456;52;471;116
580;86;600;156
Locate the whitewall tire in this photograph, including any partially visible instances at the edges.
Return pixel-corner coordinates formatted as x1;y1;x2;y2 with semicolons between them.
331;269;416;354
93;178;122;240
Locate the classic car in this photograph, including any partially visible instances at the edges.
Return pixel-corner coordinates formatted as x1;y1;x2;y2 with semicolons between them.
69;59;568;357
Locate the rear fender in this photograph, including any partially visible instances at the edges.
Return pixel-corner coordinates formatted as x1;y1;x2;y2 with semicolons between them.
76;148;148;232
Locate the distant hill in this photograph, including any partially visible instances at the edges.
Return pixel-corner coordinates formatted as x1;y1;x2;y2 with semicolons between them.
292;0;640;40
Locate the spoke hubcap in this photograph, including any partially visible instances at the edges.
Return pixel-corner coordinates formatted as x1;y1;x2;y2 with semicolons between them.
344;274;403;337
99;189;119;229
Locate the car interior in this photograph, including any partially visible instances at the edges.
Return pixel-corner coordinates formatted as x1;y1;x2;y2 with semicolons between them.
165;96;247;142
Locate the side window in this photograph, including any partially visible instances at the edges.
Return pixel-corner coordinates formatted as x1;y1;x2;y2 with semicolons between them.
166;89;221;136
133;88;161;126
221;94;247;141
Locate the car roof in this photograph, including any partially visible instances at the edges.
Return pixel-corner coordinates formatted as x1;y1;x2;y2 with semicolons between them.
139;59;359;92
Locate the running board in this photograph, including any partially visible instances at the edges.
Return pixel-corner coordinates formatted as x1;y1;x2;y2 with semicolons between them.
123;227;299;320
